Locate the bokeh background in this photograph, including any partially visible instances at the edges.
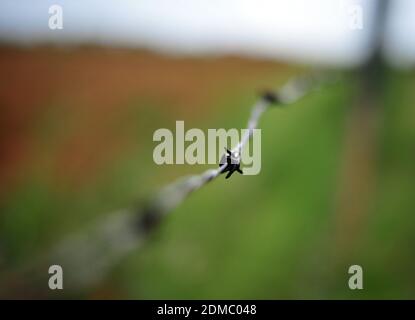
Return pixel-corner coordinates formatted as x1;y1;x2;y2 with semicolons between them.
1;0;415;299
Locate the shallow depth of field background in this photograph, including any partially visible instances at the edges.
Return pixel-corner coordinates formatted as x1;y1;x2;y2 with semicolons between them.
1;0;415;299
1;47;414;299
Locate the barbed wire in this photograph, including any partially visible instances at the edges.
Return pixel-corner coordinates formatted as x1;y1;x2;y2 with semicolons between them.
1;72;332;296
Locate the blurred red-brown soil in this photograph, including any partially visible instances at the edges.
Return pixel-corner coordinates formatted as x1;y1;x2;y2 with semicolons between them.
0;46;289;197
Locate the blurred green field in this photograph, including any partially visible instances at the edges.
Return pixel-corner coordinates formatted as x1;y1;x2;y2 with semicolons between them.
1;47;415;299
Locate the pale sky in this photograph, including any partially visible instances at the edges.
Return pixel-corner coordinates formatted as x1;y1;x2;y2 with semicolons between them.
0;0;413;68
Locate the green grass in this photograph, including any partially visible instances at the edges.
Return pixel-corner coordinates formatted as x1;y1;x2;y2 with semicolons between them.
2;67;415;299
